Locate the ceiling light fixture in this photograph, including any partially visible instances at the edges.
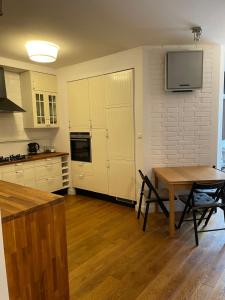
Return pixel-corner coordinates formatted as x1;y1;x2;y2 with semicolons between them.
25;40;59;63
191;27;202;42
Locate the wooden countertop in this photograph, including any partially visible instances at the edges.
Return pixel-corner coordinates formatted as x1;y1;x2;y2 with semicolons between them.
0;152;69;167
0;180;64;223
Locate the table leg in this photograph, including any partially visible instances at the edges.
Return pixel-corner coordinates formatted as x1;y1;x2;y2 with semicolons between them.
154;173;159;213
169;184;175;237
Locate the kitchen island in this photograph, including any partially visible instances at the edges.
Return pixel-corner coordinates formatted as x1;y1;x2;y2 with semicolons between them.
0;180;69;300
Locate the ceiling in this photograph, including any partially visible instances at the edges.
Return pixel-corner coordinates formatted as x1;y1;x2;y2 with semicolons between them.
0;0;225;68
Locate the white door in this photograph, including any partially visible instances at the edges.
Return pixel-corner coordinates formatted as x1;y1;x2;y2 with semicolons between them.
106;70;133;108
108;160;135;200
89;76;106;129
91;129;108;194
68;79;90;130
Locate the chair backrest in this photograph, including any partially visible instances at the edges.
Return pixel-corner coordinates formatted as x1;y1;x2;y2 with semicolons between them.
138;169;160;201
190;181;225;204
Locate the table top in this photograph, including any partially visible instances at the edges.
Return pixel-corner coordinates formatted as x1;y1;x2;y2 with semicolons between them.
153;166;225;185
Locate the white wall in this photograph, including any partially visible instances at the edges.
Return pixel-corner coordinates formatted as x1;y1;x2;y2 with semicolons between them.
143;44;223;175
0;58;58;156
56;47;145;193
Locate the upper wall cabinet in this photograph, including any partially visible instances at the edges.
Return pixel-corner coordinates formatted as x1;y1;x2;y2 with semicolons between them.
105;70;133;108
68;79;90;131
20;71;58;128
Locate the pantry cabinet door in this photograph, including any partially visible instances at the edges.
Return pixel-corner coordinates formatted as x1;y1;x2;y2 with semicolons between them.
106;70;133;108
68;79;90;130
89;76;106;129
107;106;134;161
108;160;135;200
91;129;108;194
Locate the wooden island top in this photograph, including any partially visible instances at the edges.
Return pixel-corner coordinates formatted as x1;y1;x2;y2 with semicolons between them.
0;180;64;222
0;180;69;299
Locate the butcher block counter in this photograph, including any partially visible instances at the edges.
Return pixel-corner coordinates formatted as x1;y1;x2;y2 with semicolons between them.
0;180;69;300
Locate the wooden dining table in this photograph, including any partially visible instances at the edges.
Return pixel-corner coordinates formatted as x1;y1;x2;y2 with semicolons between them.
153;166;225;237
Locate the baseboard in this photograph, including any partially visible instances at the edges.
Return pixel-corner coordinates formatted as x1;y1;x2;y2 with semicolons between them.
75;188;136;208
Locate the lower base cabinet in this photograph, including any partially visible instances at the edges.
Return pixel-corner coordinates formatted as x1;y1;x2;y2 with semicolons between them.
0;155;69;193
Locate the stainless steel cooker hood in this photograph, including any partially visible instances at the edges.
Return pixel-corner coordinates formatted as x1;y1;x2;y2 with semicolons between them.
0;67;25;112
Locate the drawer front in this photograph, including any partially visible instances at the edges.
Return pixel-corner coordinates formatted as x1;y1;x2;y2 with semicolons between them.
48;177;62;192
35;162;61;180
1;165;16;173
35;178;49;192
23;168;36;188
71;161;93;176
2;171;24;186
34;157;61;167
72;173;94;190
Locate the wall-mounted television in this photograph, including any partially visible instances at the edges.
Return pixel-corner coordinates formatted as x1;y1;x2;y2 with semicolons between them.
165;50;203;92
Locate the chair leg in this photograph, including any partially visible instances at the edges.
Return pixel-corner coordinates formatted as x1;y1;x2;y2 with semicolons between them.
143;202;150;232
137;193;143;219
204;208;214;227
192;209;199;246
197;208;208;226
177;202;189;229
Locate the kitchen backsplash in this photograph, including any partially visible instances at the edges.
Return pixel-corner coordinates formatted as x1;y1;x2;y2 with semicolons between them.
0;71;57;156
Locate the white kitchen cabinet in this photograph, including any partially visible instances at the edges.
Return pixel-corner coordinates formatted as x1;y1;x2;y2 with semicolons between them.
89;76;106;129
108;160;135;200
68;79;90;130
107;106;134;161
106;70;133;108
69;69;135;201
91;129;108;194
20;71;59;128
0;155;69;193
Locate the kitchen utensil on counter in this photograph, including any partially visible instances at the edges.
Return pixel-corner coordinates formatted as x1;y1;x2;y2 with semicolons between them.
28;142;40;155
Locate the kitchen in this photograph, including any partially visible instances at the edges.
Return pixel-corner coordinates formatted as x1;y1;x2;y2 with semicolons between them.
1;1;225;300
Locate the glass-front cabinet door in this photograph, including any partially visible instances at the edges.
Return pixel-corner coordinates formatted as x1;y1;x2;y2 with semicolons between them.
35;92;46;126
34;92;58;128
47;93;58;126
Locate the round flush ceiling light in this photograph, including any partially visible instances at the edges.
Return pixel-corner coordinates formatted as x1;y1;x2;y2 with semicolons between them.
25;40;59;63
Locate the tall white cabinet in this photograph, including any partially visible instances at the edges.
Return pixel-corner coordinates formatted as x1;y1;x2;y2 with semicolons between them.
68;70;135;201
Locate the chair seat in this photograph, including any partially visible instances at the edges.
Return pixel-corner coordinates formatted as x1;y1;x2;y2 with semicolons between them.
178;192;225;208
144;188;169;202
196;188;216;195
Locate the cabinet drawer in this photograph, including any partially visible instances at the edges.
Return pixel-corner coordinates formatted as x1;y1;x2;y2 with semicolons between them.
34;157;61;167
72;173;94;190
2;171;24;186
35;162;61;180
71;161;93;176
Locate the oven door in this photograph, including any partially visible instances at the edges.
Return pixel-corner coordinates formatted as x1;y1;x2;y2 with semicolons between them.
70;132;91;162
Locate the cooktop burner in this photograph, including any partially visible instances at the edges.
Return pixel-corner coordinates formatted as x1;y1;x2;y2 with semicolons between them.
0;154;26;164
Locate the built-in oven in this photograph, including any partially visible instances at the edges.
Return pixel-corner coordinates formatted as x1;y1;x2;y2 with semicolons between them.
70;132;91;162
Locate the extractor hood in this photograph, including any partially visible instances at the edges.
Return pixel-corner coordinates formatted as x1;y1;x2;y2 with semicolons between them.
0;67;25;113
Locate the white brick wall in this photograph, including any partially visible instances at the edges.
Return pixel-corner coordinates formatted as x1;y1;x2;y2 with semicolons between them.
143;45;218;170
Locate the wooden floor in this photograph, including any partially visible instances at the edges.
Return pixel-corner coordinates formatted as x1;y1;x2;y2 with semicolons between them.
65;195;225;300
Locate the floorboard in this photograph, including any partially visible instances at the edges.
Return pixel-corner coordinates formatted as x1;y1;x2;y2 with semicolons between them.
65;195;225;300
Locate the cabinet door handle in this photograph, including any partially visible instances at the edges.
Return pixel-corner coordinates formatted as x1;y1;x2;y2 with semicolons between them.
16;170;23;174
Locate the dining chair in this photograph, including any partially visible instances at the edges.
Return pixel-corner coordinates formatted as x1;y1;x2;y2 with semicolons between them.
177;181;225;246
137;170;169;231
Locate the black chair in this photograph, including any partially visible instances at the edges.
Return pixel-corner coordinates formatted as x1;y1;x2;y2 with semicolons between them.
177;181;225;246
137;170;169;231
